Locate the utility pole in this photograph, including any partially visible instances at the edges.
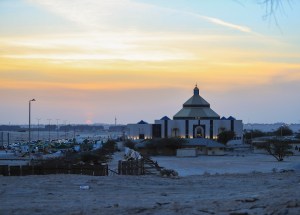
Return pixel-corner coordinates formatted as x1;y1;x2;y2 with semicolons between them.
280;124;285;137
56;119;59;140
37;118;41;141
64;120;67;140
47;119;51;143
7;132;10;147
73;124;75;139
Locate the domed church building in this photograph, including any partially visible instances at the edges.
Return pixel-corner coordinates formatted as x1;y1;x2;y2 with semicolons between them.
173;85;220;120
127;85;243;144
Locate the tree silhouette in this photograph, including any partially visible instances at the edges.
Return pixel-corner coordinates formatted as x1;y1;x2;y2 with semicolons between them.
273;125;293;136
257;138;293;161
244;129;266;140
260;0;292;25
217;131;235;145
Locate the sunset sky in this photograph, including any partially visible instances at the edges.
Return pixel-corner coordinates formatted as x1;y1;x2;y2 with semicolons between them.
1;0;300;125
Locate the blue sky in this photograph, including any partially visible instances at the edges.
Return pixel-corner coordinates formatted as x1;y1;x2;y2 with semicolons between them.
0;0;300;125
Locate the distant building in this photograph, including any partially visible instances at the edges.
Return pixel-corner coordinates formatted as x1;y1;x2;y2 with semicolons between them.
127;85;243;144
108;125;126;132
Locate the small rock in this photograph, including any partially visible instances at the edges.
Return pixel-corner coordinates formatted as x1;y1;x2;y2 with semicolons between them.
236;198;258;203
280;169;295;173
156;202;170;206
80;185;90;190
286;200;298;208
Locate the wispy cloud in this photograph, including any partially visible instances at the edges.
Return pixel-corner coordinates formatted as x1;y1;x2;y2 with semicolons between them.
0;33;195;62
2;1;261;62
27;0;148;29
3;52;192;62
155;7;255;34
199;15;252;33
28;0;255;34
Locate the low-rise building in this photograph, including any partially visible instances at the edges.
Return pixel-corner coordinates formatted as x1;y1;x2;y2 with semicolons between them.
127;85;243;144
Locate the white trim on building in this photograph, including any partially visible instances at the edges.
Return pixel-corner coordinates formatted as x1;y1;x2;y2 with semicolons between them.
127;86;243;144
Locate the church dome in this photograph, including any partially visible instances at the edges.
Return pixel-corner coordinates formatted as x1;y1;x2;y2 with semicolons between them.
173;85;220;120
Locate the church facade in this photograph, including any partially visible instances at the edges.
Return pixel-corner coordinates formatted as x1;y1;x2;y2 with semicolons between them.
127;86;243;144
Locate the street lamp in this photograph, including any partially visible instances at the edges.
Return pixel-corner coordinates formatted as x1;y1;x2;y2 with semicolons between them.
29;99;36;143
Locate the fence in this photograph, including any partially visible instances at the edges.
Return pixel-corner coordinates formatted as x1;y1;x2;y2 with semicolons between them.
118;159;144;175
1;160;146;176
0;163;108;176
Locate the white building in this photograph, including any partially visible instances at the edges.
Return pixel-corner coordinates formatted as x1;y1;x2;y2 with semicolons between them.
127;85;243;144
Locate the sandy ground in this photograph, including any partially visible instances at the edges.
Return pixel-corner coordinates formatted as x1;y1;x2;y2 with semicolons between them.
154;153;300;176
1;153;300;214
1;172;300;215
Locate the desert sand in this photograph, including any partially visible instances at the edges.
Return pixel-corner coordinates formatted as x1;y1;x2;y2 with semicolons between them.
1;171;300;215
1;152;300;214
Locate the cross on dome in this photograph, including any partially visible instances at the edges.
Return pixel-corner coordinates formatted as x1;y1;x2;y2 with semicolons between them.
194;84;199;95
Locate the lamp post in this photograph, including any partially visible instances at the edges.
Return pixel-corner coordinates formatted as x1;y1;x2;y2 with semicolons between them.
29;99;36;143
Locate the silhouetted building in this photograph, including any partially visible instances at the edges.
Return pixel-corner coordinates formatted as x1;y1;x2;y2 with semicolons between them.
127;85;243;144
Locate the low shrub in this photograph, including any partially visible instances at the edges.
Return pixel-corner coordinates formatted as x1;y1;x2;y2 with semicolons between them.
124;140;135;149
160;168;179;178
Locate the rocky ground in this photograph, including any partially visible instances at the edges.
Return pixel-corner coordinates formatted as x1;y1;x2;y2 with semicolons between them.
1;171;300;215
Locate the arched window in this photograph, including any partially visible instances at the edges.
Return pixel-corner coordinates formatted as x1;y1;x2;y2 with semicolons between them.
195;126;204;138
